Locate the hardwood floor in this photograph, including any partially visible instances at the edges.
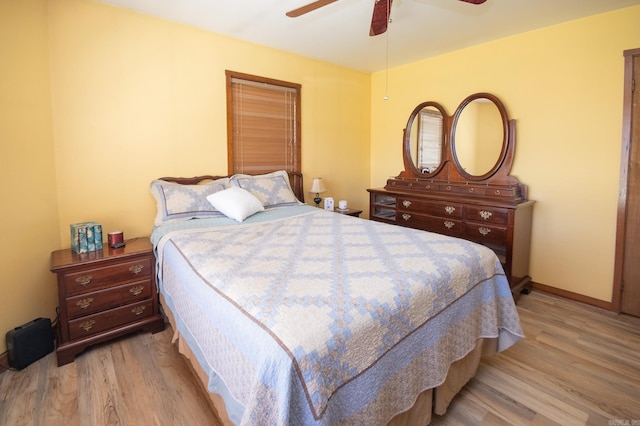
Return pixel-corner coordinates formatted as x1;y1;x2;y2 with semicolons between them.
1;291;639;425
432;291;640;425
0;322;217;426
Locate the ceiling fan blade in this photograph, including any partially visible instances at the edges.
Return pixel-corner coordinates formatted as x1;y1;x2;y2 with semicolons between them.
459;0;487;4
286;0;339;18
370;0;393;36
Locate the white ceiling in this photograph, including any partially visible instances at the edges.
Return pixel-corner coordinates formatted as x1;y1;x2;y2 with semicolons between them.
96;0;640;73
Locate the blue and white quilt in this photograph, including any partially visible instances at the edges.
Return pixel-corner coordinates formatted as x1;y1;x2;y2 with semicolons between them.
152;205;523;425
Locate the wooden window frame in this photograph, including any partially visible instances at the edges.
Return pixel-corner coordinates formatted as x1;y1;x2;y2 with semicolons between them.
225;70;301;175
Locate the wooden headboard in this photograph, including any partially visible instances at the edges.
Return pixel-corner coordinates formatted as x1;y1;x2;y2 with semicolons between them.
159;171;305;203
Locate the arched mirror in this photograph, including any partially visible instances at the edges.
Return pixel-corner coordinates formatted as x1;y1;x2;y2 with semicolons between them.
405;102;447;176
451;93;508;180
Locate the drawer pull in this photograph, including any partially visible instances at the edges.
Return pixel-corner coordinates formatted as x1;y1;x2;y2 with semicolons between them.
79;320;95;332
444;206;456;215
129;264;144;275
425;184;431;190
495;190;501;195
402;214;412;221
444;221;455;229
479;227;492;236
468;188;475;193
75;275;93;286
446;186;452;191
408;183;413;188
132;306;146;316
402;200;412;208
76;298;94;309
129;286;144;296
479;210;493;220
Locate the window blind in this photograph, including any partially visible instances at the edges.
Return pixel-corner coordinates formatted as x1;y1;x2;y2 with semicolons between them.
227;74;301;174
417;109;444;173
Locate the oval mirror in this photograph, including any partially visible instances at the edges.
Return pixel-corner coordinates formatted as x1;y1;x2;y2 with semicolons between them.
452;94;508;180
405;102;447;176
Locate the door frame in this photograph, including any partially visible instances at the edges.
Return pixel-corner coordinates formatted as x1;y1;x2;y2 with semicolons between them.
612;48;640;312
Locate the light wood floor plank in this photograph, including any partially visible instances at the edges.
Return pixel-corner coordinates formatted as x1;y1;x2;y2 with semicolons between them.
34;353;78;426
1;291;639;425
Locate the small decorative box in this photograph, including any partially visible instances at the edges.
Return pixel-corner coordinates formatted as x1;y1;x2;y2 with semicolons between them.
70;222;103;254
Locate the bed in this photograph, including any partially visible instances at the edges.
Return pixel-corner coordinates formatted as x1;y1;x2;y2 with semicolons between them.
149;170;524;425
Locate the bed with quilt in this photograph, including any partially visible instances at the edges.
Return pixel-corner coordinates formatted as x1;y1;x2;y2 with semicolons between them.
149;170;524;425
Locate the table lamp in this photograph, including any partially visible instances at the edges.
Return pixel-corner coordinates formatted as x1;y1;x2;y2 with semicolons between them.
309;177;327;208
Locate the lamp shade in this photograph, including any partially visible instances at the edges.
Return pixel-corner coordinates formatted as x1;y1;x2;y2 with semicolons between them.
309;177;326;194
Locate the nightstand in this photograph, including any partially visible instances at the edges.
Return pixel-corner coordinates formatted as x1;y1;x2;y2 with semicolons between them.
50;237;164;366
335;208;363;218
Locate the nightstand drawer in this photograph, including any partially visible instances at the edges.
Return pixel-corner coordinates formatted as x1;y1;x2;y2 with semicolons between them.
67;299;153;340
65;279;152;319
62;257;152;295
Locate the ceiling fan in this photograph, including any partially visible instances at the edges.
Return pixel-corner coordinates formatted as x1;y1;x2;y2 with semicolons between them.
286;0;487;36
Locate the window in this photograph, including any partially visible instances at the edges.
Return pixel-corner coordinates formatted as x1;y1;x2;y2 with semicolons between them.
226;71;301;175
417;109;444;173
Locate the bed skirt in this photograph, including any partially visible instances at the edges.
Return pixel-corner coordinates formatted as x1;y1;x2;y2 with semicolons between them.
159;294;496;425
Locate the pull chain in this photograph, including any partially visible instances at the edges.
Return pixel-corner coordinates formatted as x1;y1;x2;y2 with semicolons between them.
384;0;391;100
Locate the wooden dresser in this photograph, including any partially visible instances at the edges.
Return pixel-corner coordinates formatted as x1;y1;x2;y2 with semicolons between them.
369;93;534;301
369;188;534;299
50;237;164;366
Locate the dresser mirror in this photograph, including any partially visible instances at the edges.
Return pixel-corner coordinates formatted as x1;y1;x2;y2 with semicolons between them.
396;92;522;199
406;102;447;176
451;93;509;180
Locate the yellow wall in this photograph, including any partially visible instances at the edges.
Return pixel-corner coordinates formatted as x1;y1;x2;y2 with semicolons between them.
371;6;640;302
1;0;638;354
0;0;61;353
48;0;371;242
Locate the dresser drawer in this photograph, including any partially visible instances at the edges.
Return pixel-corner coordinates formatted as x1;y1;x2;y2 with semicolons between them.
65;279;152;319
398;212;464;236
437;183;460;194
67;299;153;340
464;206;509;225
397;198;463;218
62;257;152;295
465;223;508;245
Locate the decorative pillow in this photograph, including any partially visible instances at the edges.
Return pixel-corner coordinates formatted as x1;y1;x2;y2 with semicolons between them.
206;187;265;222
230;170;300;207
150;178;229;226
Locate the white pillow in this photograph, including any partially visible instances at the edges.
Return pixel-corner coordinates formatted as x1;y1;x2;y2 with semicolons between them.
206;187;264;222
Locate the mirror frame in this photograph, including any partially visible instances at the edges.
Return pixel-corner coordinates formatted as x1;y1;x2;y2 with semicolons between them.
451;92;510;181
403;101;449;178
390;92;523;202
